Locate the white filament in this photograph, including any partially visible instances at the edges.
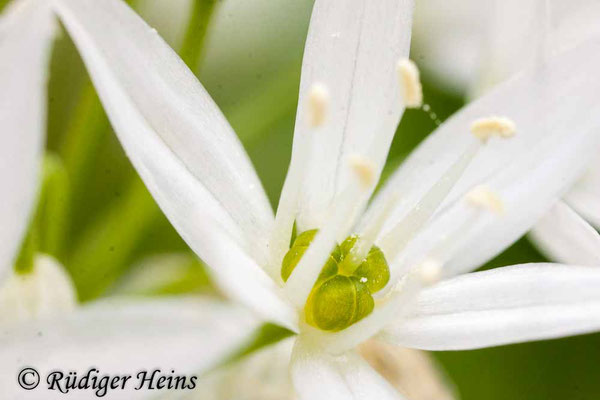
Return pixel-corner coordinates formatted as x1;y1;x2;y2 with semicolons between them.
379;140;482;261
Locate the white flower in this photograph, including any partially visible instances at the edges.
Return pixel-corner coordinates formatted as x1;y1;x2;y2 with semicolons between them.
0;2;263;396
414;0;600;266
0;0;76;324
4;0;600;398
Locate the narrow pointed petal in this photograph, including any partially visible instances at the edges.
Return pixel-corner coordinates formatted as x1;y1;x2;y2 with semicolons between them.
0;0;54;280
291;338;404;400
369;36;600;278
278;0;415;232
382;264;600;350
52;0;274;266
529;201;600;266
565;158;600;228
0;297;259;398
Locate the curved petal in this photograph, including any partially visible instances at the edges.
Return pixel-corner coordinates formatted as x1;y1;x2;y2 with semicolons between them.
0;297;259;399
52;0;274;266
0;0;54;280
291;338;404;400
278;0;415;234
369;35;600;279
382;263;600;350
529;201;600;266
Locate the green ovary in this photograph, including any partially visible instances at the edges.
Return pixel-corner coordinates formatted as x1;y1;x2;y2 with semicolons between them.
281;229;390;332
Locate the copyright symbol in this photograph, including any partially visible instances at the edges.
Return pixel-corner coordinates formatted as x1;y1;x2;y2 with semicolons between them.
18;367;40;390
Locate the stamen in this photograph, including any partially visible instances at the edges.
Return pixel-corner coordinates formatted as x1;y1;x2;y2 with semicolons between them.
285;159;373;307
348;194;399;267
397;59;423;108
348;154;376;189
307;83;329;127
465;185;505;215
470;116;516;142
379;140;482;261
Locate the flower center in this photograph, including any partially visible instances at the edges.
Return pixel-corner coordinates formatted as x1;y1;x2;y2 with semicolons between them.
281;229;390;331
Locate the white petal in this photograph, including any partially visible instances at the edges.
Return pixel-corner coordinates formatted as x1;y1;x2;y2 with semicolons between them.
565;157;600;228
0;0;54;280
369;35;600;279
529;201;600;266
0;297;259;399
196;338;295;400
204;228;298;331
0;254;76;325
279;0;415;233
290;338;404;400
413;0;600;95
382;263;600;350
53;0;274;267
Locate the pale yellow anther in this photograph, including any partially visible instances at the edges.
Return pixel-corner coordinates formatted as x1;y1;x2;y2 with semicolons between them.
418;259;442;286
465;185;505;215
349;155;376;189
397;59;423;108
470;116;516;142
307;83;329;127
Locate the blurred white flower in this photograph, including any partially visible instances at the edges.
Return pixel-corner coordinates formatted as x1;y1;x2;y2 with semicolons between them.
413;0;600;265
0;3;260;397
4;0;600;398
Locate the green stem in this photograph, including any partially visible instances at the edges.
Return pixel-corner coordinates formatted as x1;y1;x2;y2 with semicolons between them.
14;153;70;274
59;84;109;208
67;179;159;301
37;154;70;257
14;227;38;275
179;0;219;72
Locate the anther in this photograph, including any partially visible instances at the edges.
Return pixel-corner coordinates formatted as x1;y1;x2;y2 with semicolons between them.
307;83;329;127
465;185;505;215
397;59;423;108
417;259;442;286
349;155;376;189
470;116;516;142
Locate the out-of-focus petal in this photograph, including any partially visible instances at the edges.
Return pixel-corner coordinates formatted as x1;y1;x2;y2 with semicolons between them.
0;297;259;399
0;254;76;325
368;35;600;279
53;0;274;267
382;263;600;350
359;340;456;400
0;0;54;280
193;338;295;400
529;201;600;266
278;0;415;234
290;338;404;400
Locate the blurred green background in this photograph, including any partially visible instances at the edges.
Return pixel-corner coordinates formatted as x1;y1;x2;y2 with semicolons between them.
3;0;599;398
